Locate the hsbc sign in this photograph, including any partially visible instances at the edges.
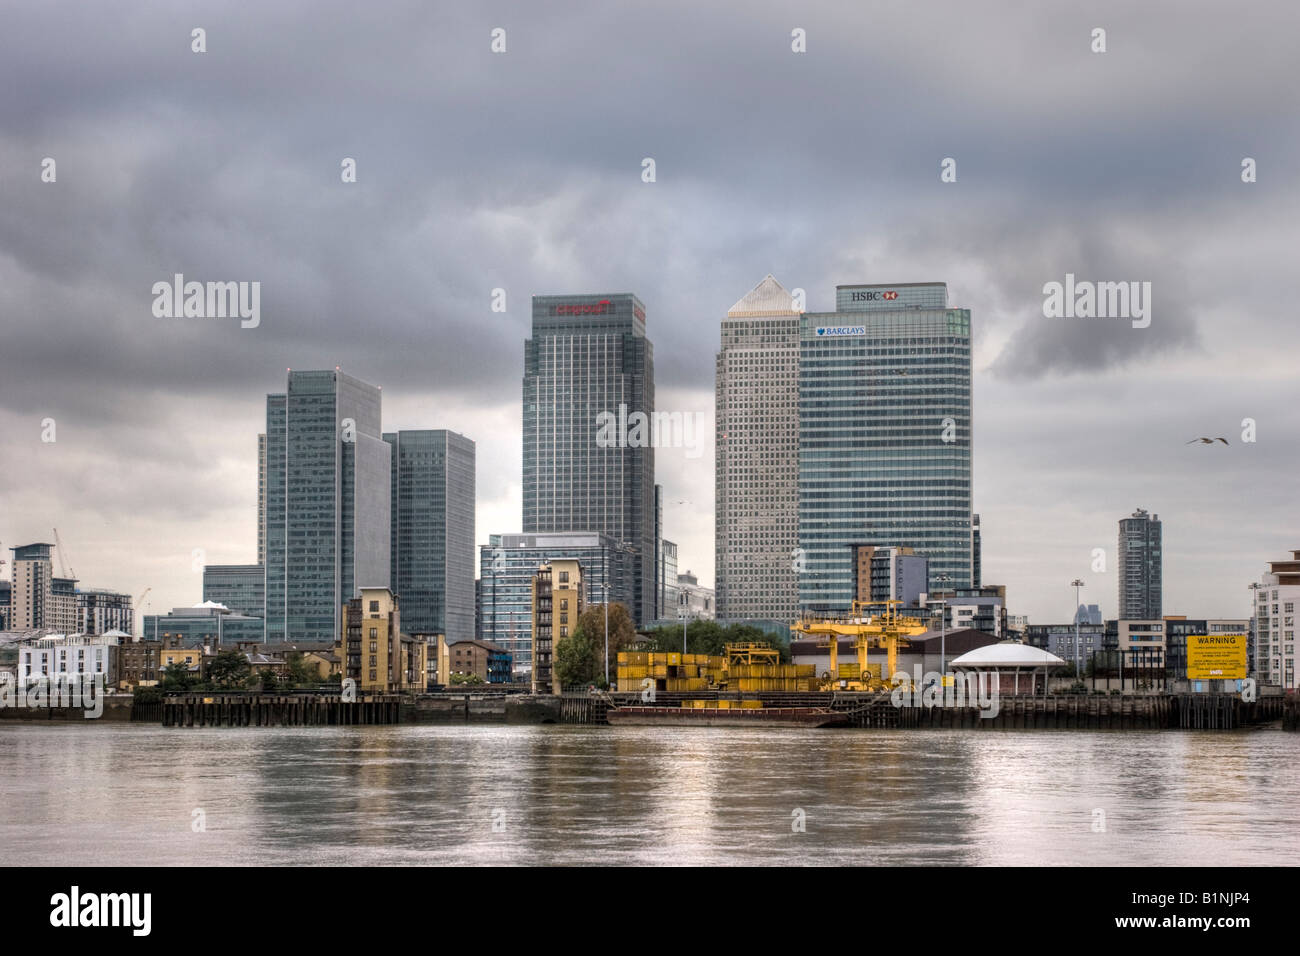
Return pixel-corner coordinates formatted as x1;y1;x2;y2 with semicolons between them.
555;299;612;316
850;290;899;302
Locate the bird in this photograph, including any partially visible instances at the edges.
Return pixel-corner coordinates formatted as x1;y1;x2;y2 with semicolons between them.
1185;437;1229;445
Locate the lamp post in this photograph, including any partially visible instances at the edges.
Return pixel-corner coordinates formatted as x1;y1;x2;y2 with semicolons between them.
680;592;688;654
1071;579;1085;681
937;573;950;680
603;582;609;689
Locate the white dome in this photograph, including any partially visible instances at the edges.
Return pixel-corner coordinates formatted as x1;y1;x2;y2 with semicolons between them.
951;642;1065;668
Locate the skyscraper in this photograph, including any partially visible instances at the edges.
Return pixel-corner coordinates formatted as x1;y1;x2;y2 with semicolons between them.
257;433;267;566
523;293;656;625
384;429;476;642
263;369;391;642
715;275;801;624
799;282;973;614
1117;508;1162;619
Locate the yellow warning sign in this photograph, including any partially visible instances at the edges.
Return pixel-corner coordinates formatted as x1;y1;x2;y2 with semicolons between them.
1186;633;1247;680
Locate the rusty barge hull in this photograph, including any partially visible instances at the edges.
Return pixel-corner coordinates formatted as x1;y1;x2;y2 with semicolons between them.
606;706;848;728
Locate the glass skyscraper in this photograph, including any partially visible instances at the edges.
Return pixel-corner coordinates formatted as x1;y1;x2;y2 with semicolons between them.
202;564;265;621
523;294;656;625
384;429;476;641
799;283;973;614
263;369;391;642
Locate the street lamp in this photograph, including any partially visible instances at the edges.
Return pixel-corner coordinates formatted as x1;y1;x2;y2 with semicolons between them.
937;573;951;679
603;582;609;688
679;592;689;654
1071;579;1086;680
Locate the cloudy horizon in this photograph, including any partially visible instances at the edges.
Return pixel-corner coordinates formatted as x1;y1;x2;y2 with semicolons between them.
3;0;1298;628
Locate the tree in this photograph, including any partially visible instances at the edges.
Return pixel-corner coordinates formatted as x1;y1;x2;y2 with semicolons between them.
260;668;280;692
563;602;638;687
207;650;252;690
160;661;198;692
643;621;789;661
284;651;318;687
450;672;485;685
554;628;598;688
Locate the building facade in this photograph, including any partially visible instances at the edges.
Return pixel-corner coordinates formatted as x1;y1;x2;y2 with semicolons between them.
263;369;391;642
7;543;79;633
202;565;265;621
531;560;583;694
799;283;973;614
447;639;513;684
76;588;134;636
142;603;265;647
657;538;678;619
1254;549;1300;689
853;545;929;609
676;570;715;620
384;429;476;642
1117;508;1162;620
335;587;426;693
715;275;801;624
18;633;120;689
524;293;656;626
478;532;635;678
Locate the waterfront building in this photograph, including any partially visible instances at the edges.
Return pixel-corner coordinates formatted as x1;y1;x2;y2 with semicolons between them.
715;275;801;624
1117;508;1163;619
799;282;973;614
0;581;9;630
853;545;929;609
118;639;163;688
478;532;635;678
202;565;265;621
1024;623;1106;664
159;641;204;677
524;293;656;626
17;633;120;689
76;588;134;636
447;639;513;684
263;369;391;642
335;587;426;693
924;587;1005;638
142;602;265;647
1253;549;1300;689
531;560;583;695
384;429;476;642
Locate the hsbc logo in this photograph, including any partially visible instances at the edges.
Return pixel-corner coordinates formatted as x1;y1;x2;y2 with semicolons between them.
850;290;898;302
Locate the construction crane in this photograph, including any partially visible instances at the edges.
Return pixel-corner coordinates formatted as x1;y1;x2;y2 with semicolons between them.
793;600;929;692
52;527;76;580
135;587;151;611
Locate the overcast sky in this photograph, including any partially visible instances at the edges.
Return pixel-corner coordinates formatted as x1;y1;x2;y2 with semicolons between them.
2;0;1297;628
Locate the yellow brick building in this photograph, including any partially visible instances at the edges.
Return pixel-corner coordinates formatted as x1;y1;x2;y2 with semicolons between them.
336;587;427;693
531;560;583;695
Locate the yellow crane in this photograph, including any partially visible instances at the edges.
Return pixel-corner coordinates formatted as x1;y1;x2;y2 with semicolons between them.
793;600;929;691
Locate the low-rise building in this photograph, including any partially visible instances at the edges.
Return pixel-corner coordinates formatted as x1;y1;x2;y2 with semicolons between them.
142;602;265;646
447;639;513;684
17;633;121;689
117;638;163;688
531;560;583;695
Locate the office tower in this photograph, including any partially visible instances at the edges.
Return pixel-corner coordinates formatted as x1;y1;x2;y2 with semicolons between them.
8;543;78;632
657;538;678;619
257;433;267;566
531;560;584;695
479;532;636;677
263;369;391;643
202;564;266;620
800;282;973;614
715;275;801;624
384;429;477;641
1117;508;1162;620
524;293;656;625
76;588;134;635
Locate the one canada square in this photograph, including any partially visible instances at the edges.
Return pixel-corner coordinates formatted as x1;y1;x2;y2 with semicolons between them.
523;294;656;626
716;277;973;620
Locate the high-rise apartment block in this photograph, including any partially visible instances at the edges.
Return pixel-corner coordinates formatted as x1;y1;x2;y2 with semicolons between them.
1117;508;1162;620
530;559;583;694
7;543;79;633
1254;549;1300;689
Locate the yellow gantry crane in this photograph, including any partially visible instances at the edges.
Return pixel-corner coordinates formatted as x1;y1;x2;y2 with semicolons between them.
793;600;930;691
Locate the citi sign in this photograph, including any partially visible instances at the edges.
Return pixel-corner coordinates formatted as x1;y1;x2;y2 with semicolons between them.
555;299;612;316
851;290;898;302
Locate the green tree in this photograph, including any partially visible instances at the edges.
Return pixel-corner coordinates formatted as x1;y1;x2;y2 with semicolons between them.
260;668;281;692
562;602;638;687
207;650;252;690
554;627;598;687
160;661;198;692
284;651;318;687
449;672;485;685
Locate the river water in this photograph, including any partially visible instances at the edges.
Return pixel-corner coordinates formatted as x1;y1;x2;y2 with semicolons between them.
1;724;1295;865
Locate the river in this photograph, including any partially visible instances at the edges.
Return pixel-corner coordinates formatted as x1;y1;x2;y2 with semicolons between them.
1;724;1295;865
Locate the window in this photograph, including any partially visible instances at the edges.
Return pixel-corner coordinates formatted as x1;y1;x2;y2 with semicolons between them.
369;600;379;612
559;571;569;584
370;628;377;639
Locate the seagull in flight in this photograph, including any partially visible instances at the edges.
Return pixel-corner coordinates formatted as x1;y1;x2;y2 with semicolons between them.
1186;437;1229;445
